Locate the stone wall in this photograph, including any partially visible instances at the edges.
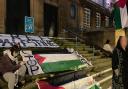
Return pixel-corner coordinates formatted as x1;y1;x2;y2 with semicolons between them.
30;0;44;35
85;30;115;48
30;0;80;35
58;0;80;33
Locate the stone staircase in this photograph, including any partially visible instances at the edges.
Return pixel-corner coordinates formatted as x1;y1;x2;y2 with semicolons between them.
0;38;112;89
53;39;112;89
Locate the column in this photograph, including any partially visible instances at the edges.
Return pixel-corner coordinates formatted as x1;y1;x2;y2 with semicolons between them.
30;0;44;35
0;0;6;33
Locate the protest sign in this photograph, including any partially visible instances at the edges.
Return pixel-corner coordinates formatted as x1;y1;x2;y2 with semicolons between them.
0;34;59;48
25;16;34;33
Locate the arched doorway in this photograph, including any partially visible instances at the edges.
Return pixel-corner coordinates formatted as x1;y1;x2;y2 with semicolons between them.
44;3;58;37
6;0;30;34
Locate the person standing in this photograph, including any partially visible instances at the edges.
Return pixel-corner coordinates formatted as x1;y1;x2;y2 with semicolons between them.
112;36;128;89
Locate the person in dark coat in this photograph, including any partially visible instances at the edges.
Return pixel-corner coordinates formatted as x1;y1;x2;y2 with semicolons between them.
0;54;20;75
112;36;128;89
0;54;21;89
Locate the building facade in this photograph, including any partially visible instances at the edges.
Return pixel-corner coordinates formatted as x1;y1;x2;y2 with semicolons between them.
0;0;81;36
79;0;112;30
79;0;115;47
0;0;115;46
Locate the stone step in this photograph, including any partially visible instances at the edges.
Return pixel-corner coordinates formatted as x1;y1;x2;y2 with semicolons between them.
79;51;102;56
64;42;87;46
56;40;89;48
55;42;64;45
84;48;96;51
75;48;85;51
101;78;112;89
61;45;85;49
55;40;102;54
86;55;102;60
55;40;99;52
95;70;112;82
92;58;111;65
63;41;82;44
62;41;88;45
63;43;86;47
81;53;94;57
93;61;111;71
90;64;111;74
91;50;101;53
64;40;81;42
88;49;100;52
78;50;89;53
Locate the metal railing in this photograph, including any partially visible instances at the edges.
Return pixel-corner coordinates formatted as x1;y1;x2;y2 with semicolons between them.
62;29;110;56
50;28;111;61
50;29;97;60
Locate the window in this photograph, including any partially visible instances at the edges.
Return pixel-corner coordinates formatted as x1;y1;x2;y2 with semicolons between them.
96;12;101;28
70;4;76;19
83;8;91;28
91;0;104;6
105;0;111;8
105;16;109;27
91;0;111;8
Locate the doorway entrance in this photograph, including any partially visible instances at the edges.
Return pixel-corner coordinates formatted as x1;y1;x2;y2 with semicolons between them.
6;0;30;34
44;3;58;37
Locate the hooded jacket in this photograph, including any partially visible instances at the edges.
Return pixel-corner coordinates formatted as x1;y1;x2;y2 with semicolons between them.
0;54;20;75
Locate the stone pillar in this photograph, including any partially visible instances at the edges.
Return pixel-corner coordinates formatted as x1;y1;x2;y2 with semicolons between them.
30;0;44;35
79;6;84;29
0;0;6;33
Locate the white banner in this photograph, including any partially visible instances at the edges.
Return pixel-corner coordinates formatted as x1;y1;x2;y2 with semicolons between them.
0;34;59;48
20;51;43;75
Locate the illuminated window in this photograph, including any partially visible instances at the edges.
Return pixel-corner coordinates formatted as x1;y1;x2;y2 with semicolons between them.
83;8;90;28
96;12;101;28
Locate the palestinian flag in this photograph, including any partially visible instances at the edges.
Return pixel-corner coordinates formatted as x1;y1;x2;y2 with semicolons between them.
113;0;128;29
34;54;87;73
36;81;65;89
61;76;100;89
36;81;100;89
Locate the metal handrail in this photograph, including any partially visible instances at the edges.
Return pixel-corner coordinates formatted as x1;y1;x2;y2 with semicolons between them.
48;37;76;40
62;29;111;57
64;29;86;41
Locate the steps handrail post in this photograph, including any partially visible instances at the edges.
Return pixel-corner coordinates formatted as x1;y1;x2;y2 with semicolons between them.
93;45;95;60
64;29;66;41
75;36;78;50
